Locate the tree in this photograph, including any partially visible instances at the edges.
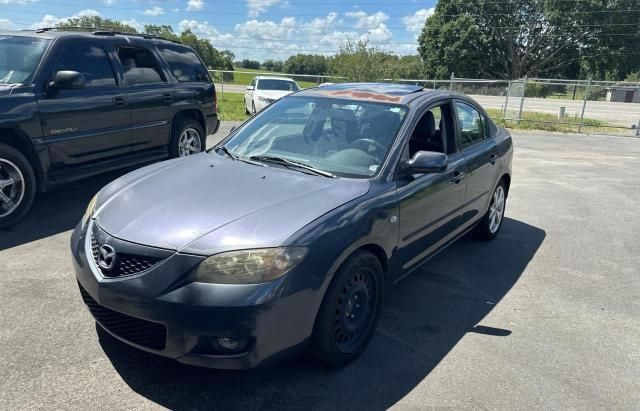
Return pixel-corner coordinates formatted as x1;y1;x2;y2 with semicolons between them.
262;59;284;72
178;29;233;70
329;41;397;82
144;24;179;41
239;59;261;70
284;54;328;75
55;16;137;33
417;0;638;80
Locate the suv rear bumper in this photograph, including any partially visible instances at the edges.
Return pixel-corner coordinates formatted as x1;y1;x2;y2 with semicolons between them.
206;113;220;135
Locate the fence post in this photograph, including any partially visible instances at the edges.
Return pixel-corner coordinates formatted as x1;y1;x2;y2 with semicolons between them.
578;78;592;133
220;70;224;97
450;72;454;91
517;76;527;122
503;80;512;117
636;118;640;137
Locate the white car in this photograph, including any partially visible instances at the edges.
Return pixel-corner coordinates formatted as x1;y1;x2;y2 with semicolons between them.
244;76;301;114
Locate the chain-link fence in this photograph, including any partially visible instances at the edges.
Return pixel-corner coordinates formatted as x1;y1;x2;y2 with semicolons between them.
210;69;640;136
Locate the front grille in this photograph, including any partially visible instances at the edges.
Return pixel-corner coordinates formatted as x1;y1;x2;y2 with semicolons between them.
78;283;167;350
91;235;163;278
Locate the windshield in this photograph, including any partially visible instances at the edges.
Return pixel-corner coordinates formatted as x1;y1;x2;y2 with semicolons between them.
220;96;408;178
257;79;299;92
0;36;50;85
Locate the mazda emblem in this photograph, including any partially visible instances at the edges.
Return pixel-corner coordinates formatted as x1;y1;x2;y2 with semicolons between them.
98;244;116;271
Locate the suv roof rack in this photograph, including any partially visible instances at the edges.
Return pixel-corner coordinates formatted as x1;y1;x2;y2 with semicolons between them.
32;27;182;43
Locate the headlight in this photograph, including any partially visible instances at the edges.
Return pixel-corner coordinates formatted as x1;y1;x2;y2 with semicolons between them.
257;96;273;104
81;194;98;227
192;247;307;284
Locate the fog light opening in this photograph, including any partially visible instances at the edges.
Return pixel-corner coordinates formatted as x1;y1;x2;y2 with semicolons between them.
212;337;251;353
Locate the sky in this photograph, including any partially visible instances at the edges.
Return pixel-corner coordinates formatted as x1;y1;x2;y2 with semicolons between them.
0;0;436;61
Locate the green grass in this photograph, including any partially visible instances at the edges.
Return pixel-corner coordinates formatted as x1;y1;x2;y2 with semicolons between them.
217;92;250;122
485;108;621;133
217;97;622;132
212;67;320;88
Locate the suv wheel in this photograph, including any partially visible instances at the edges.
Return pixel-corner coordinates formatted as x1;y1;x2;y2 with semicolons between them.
309;250;384;367
169;118;205;158
0;143;36;229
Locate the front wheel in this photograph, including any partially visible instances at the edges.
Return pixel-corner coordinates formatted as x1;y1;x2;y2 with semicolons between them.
169;118;205;158
309;250;384;367
474;180;507;240
0;143;37;229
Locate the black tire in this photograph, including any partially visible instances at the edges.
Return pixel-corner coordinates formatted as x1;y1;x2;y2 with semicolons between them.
474;180;507;240
245;100;251;115
251;101;256;115
309;250;384;367
0;143;37;229
169;117;205;158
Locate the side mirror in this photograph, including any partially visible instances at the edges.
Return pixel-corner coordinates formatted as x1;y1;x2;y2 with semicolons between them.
49;71;85;90
246;85;255;91
406;151;448;174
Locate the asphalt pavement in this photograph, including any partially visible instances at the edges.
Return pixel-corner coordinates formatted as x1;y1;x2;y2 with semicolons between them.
1;126;639;410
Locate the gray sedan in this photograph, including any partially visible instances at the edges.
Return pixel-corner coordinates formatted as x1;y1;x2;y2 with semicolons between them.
71;83;513;369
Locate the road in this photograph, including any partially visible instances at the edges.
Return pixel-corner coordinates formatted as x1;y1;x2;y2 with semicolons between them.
1;127;639;409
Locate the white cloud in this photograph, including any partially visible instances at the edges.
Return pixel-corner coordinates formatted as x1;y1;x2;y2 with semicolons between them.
187;0;204;11
0;18;12;29
30;9;102;29
102;0;115;5
346;11;389;29
246;0;287;17
345;11;391;42
121;18;143;32
143;6;164;16
402;8;435;33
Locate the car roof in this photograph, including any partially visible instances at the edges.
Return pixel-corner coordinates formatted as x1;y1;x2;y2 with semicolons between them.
296;82;452;105
0;30;182;45
255;76;298;82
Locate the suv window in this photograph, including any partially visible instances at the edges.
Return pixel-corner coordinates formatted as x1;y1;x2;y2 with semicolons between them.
158;45;209;83
52;42;116;88
455;101;485;147
118;46;166;86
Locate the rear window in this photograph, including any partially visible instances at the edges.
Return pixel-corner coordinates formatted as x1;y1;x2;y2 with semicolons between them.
158;45;210;83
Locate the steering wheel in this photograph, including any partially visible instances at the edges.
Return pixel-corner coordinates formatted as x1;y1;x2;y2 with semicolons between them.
351;138;387;158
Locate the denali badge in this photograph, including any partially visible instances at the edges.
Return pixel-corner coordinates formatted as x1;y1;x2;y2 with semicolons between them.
98;244;116;271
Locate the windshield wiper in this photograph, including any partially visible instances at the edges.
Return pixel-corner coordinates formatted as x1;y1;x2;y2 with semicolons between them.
216;146;266;167
250;155;337;178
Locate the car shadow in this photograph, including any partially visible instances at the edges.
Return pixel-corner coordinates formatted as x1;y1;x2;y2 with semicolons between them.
0;171;128;251
97;217;545;410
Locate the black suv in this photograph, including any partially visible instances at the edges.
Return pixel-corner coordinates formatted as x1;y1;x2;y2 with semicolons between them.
0;29;219;228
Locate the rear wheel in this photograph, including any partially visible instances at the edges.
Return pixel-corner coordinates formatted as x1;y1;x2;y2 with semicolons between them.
0;143;36;229
169;118;205;158
474;180;507;240
309;250;384;367
252;101;256;115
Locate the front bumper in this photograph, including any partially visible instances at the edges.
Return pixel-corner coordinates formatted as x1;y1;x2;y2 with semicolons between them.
71;220;321;369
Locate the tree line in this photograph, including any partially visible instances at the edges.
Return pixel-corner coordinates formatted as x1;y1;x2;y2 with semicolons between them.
55;4;639;83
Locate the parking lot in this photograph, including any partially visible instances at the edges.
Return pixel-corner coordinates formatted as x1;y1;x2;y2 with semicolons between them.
1;125;638;409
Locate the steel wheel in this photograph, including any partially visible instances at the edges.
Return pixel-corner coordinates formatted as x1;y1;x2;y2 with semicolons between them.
0;158;26;218
334;268;376;354
488;185;505;234
178;128;202;157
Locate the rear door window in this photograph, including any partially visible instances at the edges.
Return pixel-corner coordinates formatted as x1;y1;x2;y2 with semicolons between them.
117;46;166;86
158;45;210;83
455;101;486;148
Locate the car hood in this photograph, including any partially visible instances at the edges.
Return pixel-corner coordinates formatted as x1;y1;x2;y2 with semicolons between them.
0;84;17;97
94;153;369;255
255;90;293;100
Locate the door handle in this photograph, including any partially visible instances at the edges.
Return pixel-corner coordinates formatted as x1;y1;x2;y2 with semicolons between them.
163;93;173;103
489;153;498;165
112;97;127;106
451;171;465;184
